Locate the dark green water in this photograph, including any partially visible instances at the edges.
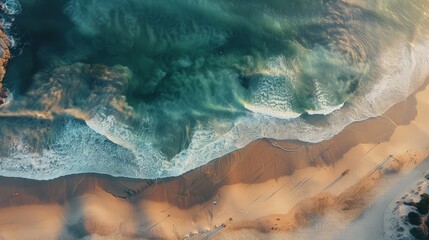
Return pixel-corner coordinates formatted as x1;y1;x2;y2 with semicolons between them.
1;0;429;179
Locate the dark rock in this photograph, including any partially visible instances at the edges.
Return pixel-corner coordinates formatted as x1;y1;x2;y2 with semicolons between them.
416;194;429;215
0;89;7;98
408;212;422;226
410;227;425;239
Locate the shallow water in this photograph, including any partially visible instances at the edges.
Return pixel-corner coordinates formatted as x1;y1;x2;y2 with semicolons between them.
1;0;429;179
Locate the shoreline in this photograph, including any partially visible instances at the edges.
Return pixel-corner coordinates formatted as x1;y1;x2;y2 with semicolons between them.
0;77;429;239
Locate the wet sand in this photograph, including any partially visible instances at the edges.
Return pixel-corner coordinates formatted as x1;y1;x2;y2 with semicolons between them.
1;79;429;239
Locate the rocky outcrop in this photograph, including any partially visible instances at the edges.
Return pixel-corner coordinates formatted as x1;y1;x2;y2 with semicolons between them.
0;24;11;106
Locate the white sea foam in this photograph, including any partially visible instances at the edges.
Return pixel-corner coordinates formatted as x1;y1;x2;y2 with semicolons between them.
243;102;301;119
2;0;22;15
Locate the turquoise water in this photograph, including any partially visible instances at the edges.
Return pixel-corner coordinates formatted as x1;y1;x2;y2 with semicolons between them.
1;0;429;179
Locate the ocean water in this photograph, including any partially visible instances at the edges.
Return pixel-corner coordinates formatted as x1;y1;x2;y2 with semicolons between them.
1;0;429;179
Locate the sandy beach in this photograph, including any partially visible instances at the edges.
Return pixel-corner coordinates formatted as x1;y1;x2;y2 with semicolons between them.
0;75;428;240
1;1;429;239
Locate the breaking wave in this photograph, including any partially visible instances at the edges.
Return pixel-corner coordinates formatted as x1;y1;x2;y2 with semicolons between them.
1;0;429;179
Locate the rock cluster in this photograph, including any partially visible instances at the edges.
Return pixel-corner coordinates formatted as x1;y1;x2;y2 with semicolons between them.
0;24;10;106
